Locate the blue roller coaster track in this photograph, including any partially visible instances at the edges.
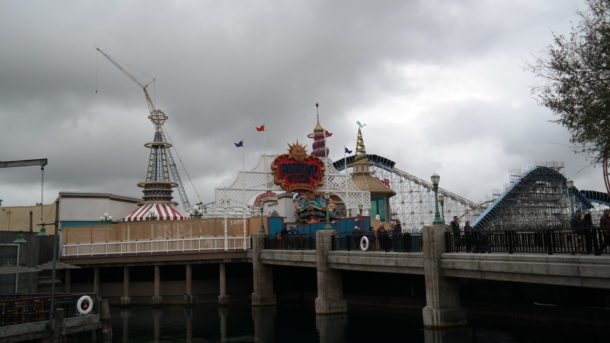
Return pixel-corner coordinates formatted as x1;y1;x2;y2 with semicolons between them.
472;167;596;230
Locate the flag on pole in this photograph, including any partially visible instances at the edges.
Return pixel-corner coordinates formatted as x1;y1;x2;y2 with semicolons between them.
344;147;353;154
256;125;265;132
234;141;244;147
325;130;333;137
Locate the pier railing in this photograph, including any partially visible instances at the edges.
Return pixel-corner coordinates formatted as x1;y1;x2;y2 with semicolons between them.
333;233;422;252
445;227;609;255
0;293;95;326
63;236;250;257
264;234;316;250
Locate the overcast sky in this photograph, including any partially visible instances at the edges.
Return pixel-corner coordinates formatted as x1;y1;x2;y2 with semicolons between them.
0;0;605;208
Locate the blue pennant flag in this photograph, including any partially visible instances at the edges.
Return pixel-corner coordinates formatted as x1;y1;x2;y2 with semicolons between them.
344;147;353;154
234;140;244;147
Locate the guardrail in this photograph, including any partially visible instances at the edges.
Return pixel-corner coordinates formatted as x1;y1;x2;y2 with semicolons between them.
0;293;95;326
264;234;316;250
333;233;422;252
446;227;609;255
63;236;250;257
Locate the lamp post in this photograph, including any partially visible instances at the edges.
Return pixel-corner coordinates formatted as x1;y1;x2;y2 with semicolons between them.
566;179;575;217
100;212;113;223
431;173;443;225
259;206;265;234
147;210;158;221
439;194;445;223
324;192;332;230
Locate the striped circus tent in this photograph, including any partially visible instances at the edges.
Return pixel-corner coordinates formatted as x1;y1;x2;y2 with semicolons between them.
123;203;191;222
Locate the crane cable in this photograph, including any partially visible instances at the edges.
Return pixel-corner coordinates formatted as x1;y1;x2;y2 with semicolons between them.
162;126;204;205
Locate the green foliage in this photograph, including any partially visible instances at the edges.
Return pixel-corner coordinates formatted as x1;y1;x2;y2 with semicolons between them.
531;0;610;163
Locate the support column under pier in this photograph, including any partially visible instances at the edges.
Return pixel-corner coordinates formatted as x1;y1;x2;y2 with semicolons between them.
185;264;193;307
251;233;276;306
121;266;131;306
218;263;229;305
93;267;100;299
315;230;347;314
152;265;162;307
422;225;467;328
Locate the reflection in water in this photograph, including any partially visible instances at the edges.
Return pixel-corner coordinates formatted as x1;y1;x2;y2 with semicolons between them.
253;307;276;343
70;303;610;342
424;328;469;343
218;307;228;343
121;310;129;343
152;309;160;342
316;314;347;343
185;308;193;343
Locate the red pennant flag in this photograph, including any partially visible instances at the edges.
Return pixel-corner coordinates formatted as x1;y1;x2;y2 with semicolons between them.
256;125;265;132
325;130;333;137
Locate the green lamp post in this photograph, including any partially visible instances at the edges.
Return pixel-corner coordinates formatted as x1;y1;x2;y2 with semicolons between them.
13;232;27;243
439;194;445;223
431;173;444;225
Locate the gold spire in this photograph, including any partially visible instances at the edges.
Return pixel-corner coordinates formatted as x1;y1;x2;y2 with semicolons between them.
314;102;324;135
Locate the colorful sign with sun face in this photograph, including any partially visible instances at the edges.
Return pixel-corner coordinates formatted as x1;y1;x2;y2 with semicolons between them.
271;143;325;192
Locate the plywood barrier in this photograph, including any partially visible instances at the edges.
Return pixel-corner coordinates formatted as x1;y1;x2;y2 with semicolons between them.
63;216;267;244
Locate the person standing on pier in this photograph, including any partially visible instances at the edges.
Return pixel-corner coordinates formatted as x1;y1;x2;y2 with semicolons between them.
597;209;610;254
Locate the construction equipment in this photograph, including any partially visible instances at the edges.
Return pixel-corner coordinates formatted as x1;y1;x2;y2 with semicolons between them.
96;47;194;209
0;159;47;169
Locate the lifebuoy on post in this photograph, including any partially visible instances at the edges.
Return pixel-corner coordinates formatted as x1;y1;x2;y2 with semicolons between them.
77;295;94;315
360;236;370;252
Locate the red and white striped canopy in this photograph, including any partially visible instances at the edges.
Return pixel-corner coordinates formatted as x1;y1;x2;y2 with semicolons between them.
123;203;191;222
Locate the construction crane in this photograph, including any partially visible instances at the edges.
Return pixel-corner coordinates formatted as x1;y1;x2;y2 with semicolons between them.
0;159;47;169
96;47;193;209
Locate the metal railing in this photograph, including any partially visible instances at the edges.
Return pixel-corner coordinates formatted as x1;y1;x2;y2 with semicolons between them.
63;236;250;257
446;227;610;255
333;233;422;252
264;234;316;250
0;293;95;326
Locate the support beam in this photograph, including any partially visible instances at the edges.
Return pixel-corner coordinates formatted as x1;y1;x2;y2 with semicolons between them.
93;267;100;299
422;225;467;328
251;233;276;306
152;265;162;307
315;230;347;314
185;264;193;307
121;266;131;306
218;263;229;305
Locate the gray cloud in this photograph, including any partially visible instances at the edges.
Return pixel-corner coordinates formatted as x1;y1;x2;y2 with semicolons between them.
1;0;604;207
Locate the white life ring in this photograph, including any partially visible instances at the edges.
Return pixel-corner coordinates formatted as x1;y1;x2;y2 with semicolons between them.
360;236;370;252
77;295;94;315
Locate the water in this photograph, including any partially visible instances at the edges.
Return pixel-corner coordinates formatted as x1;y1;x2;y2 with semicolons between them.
71;303;610;342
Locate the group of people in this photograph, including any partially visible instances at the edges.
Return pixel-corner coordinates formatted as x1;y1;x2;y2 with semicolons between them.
571;209;610;254
449;216;487;252
351;220;412;252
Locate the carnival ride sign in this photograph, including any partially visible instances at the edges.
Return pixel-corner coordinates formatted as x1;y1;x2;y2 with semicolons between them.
271;143;325;192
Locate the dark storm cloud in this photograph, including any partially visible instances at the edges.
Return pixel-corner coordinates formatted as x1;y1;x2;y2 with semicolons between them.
0;0;603;207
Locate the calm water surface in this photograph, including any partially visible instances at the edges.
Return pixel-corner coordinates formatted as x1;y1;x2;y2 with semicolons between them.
71;303;610;342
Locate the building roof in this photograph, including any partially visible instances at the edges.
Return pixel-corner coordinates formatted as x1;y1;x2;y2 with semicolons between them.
58;192;142;203
123;203;191;222
351;174;395;195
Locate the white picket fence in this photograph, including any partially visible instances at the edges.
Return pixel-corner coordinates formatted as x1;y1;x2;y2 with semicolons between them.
63;236;250;257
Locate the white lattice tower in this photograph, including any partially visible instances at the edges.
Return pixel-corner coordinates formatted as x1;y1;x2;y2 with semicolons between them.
213;154;371;216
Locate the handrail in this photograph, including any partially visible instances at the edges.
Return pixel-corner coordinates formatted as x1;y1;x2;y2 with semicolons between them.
63;236;250;257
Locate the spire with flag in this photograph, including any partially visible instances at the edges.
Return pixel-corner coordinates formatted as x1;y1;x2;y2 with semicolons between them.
354;124;368;164
308;102;330;158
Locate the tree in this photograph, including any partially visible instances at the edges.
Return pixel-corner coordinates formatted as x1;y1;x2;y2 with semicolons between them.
531;0;610;163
